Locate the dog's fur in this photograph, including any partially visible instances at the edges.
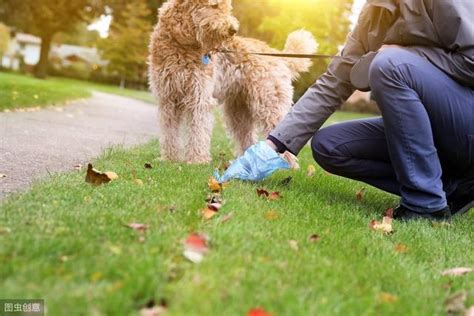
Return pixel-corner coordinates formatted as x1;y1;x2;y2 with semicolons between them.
149;0;317;163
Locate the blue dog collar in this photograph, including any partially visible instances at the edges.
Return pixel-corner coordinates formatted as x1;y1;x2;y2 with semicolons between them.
202;54;211;65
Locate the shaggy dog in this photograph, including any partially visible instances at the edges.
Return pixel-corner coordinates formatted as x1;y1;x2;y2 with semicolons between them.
149;0;317;163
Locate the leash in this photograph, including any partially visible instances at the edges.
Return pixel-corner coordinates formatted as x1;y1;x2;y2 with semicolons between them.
218;49;342;59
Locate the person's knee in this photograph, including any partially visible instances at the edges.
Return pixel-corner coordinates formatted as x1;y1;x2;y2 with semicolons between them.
369;48;408;92
311;127;342;173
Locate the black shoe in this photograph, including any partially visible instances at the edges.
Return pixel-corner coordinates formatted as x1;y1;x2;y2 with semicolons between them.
393;205;452;222
447;179;474;217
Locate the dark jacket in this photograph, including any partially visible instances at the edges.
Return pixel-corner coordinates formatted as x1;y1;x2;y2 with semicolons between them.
270;0;474;155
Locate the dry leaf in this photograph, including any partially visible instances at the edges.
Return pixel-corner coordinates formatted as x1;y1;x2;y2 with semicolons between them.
309;234;321;243
208;177;222;193
183;233;209;263
289;240;299;251
307;165;316;177
268;192;281;201
356;188;366;201
442;268;473;277
144;163;153;169
444;291;467;315
202;206;218;220
264;210;280;221
125;223;149;233
0;173;6;178
378;292;398;304
369;216;394;234
394;243;409;254
85;163;118;185
248;308;273;316
73;164;83;171
257;188;270;198
384;208;394;218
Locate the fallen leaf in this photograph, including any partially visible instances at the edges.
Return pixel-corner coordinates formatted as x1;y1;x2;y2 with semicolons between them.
444;291;467;315
183;233;209;263
73;164;83;171
0;173;7;178
378;292;398;304
384;208;394;218
220;212;234;223
394;243;409;254
356;188;366;201
309;234;321;243
144;163;153;169
257;188;270;197
134;179;144;186
307;165;316;177
442;268;473;277
125;223;149;233
208;177;222;193
248;308;273;316
289;240;299;251
369;216;394;234
202;206;218;220
268;192;281;201
264;210;280;221
85;163;118;185
206;194;223;204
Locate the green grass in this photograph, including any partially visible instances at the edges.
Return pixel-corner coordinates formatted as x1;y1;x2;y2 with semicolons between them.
0;72;154;111
1;112;473;315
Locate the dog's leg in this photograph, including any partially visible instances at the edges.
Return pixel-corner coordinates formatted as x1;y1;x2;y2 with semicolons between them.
184;93;214;164
159;105;183;162
224;96;256;154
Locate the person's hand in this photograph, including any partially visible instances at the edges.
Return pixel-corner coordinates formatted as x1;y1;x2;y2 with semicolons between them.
214;141;294;183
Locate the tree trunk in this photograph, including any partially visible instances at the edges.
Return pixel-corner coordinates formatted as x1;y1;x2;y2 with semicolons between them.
120;76;125;89
34;34;53;79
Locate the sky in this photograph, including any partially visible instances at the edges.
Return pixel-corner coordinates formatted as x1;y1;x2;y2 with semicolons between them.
88;0;367;37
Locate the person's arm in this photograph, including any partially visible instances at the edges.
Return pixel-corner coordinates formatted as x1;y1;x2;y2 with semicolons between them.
269;3;396;155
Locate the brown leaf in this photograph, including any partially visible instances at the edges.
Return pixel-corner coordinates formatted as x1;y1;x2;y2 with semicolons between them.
257;188;270;197
356;188;366;201
444;291;467;315
208;177;222;193
264;210;280;221
85;163;118;186
268;192;281;201
442;267;473;277
309;234;321;243
384;208;394;218
202;206;218;220
378;292;398;304
369;216;394;234
125;223;149;233
307;164;316;177
73;164;82;171
394;243;409;254
144;163;153;169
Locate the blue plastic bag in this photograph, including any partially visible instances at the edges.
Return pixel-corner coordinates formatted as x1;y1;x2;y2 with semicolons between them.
214;141;290;183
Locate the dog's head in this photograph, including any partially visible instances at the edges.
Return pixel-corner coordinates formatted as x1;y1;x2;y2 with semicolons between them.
190;0;239;51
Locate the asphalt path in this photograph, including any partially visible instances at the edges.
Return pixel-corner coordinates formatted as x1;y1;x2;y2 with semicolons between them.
0;92;160;200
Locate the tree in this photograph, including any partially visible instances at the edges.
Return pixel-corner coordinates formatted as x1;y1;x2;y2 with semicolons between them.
0;22;9;62
98;0;152;88
0;0;105;78
54;23;101;47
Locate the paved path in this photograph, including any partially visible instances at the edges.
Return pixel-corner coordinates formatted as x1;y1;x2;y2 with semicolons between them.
0;92;160;200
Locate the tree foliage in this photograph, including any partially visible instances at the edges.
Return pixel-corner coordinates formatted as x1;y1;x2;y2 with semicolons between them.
98;0;152;86
0;0;105;78
54;23;101;47
0;22;9;58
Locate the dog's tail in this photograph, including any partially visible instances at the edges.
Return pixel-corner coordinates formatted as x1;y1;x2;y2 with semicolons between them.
283;30;318;80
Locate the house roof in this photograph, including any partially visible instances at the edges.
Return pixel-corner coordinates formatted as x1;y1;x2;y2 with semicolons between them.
15;33;41;45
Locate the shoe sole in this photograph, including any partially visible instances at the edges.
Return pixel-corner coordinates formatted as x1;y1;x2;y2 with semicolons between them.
453;200;474;217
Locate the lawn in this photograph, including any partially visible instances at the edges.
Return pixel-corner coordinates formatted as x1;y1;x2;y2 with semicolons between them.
1;111;472;316
0;72;154;111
